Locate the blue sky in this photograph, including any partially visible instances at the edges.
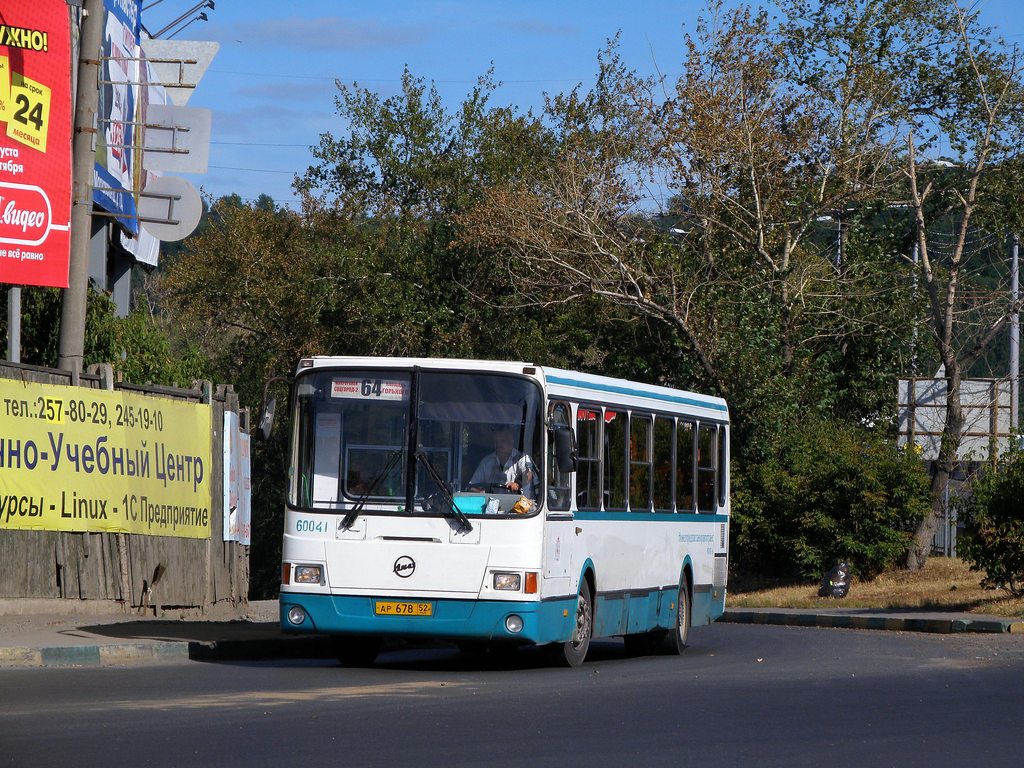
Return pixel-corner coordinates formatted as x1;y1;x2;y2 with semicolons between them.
139;0;1024;209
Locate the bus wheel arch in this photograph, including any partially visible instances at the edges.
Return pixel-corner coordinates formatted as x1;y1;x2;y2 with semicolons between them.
582;566;596;618
544;566;595;668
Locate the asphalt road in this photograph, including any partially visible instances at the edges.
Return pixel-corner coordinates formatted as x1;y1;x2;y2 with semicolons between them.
2;623;1023;768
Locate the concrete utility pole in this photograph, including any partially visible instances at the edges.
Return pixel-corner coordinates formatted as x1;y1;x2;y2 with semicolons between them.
57;0;105;375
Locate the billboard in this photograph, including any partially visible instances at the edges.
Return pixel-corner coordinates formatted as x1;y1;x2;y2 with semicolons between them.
0;378;213;538
93;0;140;234
222;410;251;545
119;50;166;265
0;1;73;288
897;377;1014;461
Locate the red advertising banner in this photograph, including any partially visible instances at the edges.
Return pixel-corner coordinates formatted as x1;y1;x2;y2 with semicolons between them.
0;1;73;288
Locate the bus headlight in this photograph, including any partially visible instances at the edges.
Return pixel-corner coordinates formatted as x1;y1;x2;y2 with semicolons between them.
505;614;524;633
294;565;323;584
287;605;307;625
493;572;521;591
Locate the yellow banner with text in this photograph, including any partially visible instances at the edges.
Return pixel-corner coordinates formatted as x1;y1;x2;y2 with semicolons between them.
0;379;213;538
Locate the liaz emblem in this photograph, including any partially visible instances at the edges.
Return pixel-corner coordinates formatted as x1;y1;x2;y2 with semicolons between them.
393;556;415;578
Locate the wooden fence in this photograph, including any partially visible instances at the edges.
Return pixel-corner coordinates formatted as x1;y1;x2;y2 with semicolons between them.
0;361;249;614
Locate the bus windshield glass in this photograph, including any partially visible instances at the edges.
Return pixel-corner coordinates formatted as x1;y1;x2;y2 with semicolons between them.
289;369;544;514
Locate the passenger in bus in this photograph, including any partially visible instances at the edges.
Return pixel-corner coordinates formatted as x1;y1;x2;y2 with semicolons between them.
468;425;537;499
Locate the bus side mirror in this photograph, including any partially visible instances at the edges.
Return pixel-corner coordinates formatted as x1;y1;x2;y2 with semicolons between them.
258;397;276;440
553;425;577;473
258;375;290;440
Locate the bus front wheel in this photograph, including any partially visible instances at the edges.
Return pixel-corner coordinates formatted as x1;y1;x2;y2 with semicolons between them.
663;583;691;655
545;579;593;668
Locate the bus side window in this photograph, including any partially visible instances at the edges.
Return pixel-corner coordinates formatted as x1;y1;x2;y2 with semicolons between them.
576;406;602;510
604;409;627;511
697;423;718;513
629;413;652;512
653;416;673;512
312;411;342;505
677;419;695;512
547;401;572;511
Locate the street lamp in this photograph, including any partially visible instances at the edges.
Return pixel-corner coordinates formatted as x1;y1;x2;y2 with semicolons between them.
167;12;208;39
152;1;214;39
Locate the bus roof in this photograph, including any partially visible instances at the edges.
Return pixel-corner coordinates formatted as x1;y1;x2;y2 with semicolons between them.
542;366;728;419
297;357;729;421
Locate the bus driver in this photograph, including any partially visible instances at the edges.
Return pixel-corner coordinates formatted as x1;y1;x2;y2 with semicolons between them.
468;425;537;499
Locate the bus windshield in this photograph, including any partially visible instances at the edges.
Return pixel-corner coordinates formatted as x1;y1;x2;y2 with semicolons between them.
289;368;544;514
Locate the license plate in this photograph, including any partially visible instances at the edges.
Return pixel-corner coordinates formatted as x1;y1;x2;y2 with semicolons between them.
374;600;433;617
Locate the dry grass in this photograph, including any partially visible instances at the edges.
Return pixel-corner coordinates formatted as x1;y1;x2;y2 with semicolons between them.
728;558;1024;618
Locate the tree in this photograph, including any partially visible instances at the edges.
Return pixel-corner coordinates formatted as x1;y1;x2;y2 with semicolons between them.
459;9;915;437
155;1;1024;589
461;1;1024;573
0;285;204;386
893;3;1024;567
157;75;647;595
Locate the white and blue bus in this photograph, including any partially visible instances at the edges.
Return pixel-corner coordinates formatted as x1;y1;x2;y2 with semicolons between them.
276;357;729;666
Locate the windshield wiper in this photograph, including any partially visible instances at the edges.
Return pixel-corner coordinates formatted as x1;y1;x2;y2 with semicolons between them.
341;450;403;530
415;450;472;533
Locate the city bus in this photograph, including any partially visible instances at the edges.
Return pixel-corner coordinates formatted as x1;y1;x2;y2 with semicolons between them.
274;357;729;667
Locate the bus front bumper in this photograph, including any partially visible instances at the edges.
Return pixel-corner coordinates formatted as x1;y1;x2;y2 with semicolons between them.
280;592;578;645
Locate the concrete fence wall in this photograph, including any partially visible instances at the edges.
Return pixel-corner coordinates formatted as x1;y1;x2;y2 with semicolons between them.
0;361;249;613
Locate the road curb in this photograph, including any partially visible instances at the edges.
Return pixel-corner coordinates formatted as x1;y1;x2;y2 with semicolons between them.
0;642;190;668
720;610;1021;634
0;638;334;668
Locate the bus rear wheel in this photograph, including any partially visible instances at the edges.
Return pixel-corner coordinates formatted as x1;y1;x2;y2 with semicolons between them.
545;579;593;668
334;635;382;667
663;583;691;655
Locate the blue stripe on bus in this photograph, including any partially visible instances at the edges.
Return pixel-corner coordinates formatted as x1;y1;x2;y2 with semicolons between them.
282;579;729;645
574;512;728;523
545;374;729;413
282;589;727;643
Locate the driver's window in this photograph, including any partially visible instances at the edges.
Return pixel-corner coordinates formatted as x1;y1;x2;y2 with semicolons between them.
547;400;572;510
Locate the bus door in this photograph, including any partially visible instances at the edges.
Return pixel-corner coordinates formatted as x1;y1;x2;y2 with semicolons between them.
543;401;575;587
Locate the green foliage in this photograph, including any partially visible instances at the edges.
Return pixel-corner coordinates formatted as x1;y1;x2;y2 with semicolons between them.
732;416;930;582
4;287;62;365
0;285;207;387
151;0;1024;595
160;69;680;596
959;445;1024;596
114;307;208;386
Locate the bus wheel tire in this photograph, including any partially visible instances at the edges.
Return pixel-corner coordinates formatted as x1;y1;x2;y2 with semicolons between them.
545;580;593;668
335;635;382;667
663;584;691;655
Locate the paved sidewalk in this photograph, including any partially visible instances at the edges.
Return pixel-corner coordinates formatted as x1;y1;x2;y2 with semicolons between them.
2;602;1021;668
0;600;335;668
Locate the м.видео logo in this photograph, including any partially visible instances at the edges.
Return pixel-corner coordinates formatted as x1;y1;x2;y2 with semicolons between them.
0;182;52;246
